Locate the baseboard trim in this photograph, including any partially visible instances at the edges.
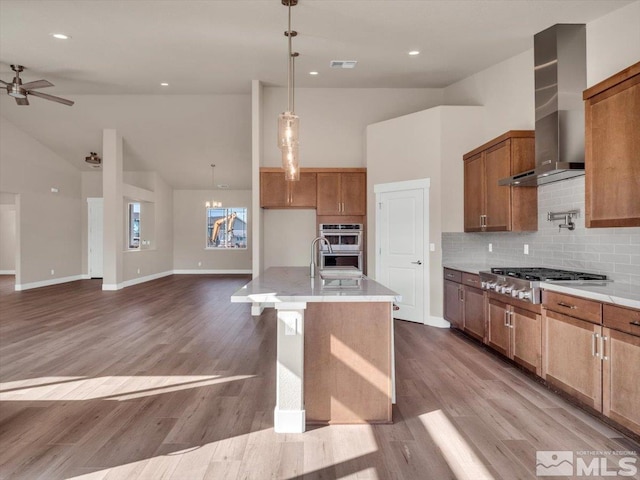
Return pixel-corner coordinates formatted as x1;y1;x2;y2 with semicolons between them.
15;274;84;291
102;270;174;291
81;274;91;280
427;315;451;328
173;269;252;275
273;407;306;433
0;270;16;275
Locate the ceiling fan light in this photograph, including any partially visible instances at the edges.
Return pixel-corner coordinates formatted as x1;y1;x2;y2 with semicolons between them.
8;89;26;99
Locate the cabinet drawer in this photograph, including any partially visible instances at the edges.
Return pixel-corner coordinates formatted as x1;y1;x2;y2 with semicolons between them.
542;291;602;324
444;268;462;283
462;273;481;288
604;304;640;337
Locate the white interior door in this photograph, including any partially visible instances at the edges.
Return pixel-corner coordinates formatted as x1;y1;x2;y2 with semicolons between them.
375;180;429;324
88;198;104;279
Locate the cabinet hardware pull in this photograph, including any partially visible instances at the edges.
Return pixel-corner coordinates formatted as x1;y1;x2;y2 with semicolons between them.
459;287;464;302
557;302;577;309
630;320;640;327
592;332;599;357
446;273;454;278
504;310;509;327
509;311;514;328
600;335;608;361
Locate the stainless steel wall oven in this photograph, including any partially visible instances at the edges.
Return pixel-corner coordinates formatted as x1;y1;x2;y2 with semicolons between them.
319;223;364;271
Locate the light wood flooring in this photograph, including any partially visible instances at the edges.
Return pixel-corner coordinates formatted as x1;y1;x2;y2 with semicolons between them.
0;274;638;480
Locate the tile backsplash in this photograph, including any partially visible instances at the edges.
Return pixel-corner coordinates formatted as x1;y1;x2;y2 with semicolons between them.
442;177;640;286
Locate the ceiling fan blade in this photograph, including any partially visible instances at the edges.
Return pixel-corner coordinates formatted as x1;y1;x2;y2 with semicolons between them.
28;90;74;106
16;97;29;106
0;79;8;86
21;79;54;90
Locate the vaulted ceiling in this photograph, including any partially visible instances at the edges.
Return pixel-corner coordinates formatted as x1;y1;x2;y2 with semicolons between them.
0;0;633;189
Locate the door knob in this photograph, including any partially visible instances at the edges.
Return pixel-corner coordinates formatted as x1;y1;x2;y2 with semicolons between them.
411;260;422;265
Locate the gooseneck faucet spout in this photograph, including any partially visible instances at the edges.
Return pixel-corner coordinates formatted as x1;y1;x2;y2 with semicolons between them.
310;236;332;278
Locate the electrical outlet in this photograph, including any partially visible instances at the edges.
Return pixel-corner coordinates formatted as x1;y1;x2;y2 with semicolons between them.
524;244;529;255
137;268;141;274
429;243;436;252
50;269;55;275
488;243;493;252
198;261;202;267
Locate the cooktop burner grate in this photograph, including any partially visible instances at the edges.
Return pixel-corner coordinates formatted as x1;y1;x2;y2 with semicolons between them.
490;267;607;282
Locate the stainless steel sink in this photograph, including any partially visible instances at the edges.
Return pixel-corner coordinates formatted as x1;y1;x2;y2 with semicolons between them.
319;267;364;288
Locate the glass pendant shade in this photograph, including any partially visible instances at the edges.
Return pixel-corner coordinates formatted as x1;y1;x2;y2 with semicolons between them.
205;164;222;209
282;144;300;181
278;112;299;149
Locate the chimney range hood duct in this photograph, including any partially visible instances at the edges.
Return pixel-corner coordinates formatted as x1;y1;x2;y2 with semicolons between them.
500;24;586;187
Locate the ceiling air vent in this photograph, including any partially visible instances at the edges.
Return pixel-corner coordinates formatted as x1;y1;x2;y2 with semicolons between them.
330;60;358;69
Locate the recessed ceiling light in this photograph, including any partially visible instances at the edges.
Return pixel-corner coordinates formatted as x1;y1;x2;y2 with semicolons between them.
309;71;319;76
408;50;420;56
160;82;169;86
52;33;71;40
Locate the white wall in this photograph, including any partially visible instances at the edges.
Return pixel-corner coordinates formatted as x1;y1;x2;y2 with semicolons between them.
123;172;174;282
0;201;16;273
173;189;251;272
443;1;640;133
0;117;82;288
81;171;103;275
586;1;640;87
366;106;485;318
258;87;444;269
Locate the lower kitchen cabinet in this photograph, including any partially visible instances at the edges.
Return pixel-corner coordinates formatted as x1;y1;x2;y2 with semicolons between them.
487;297;510;357
603;328;640;434
462;284;485;342
487;295;541;374
443;269;485;340
543;309;602;409
543;291;640;436
444;279;463;329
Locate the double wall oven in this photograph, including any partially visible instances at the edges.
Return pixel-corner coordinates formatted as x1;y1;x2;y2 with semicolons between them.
319;223;363;271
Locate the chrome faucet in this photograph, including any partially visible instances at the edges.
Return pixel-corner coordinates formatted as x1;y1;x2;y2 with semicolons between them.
310;236;332;278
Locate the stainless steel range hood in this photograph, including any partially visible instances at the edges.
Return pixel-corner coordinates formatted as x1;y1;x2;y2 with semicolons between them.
500;24;586;187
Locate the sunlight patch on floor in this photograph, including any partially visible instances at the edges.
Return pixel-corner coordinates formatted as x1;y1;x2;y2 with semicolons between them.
0;375;256;401
421;409;495;480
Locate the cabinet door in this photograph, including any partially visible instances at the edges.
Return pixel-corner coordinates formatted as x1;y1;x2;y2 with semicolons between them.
511;307;541;375
443;280;462;329
585;78;640;227
316;173;341;215
464;154;484;232
602;328;640;435
341;173;366;215
487;298;510;356
543;310;602;410
484;141;512;231
463;285;485;342
289;172;317;208
260;172;289;208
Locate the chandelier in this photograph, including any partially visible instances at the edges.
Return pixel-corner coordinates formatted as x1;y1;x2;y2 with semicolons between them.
277;0;300;181
205;164;222;209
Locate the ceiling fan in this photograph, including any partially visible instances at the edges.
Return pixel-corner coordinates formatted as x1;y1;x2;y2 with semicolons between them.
1;65;74;106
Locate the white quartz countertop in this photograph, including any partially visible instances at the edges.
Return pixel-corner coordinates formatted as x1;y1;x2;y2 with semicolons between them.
443;263;493;275
540;281;640;310
230;267;401;304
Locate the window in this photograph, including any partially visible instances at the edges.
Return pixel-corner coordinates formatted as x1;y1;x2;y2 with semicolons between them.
206;207;247;249
128;202;140;249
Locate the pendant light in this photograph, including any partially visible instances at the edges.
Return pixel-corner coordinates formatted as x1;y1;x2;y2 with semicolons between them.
277;0;300;181
205;164;222;209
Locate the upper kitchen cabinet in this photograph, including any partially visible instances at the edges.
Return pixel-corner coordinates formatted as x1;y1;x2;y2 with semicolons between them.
463;131;537;232
260;169;317;208
583;62;640;228
317;170;366;216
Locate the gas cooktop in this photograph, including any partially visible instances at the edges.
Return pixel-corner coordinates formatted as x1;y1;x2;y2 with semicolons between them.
490;267;608;282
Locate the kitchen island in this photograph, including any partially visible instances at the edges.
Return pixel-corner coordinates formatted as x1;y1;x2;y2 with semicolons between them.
231;267;400;433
